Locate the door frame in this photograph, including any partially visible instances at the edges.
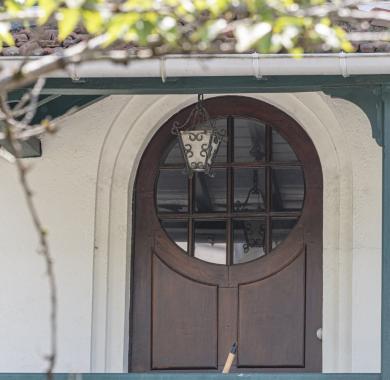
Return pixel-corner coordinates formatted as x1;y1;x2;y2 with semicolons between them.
130;95;323;372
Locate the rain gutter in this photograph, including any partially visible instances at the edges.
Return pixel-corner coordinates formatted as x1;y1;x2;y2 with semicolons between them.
1;52;390;81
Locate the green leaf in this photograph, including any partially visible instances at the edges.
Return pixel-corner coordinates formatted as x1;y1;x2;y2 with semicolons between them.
4;0;22;13
82;9;104;35
235;21;272;52
58;7;80;40
38;0;58;25
0;22;14;49
256;33;271;53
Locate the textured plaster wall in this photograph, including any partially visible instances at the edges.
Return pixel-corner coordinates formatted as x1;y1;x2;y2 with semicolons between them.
331;99;382;372
0;96;129;372
0;93;382;373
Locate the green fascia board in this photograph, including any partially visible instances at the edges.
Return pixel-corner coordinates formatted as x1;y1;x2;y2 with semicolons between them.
35;75;390;95
0;374;381;380
28;75;390;146
30;95;104;125
0;94;104;158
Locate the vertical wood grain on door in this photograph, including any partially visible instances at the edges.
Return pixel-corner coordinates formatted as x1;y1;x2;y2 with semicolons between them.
238;250;306;367
152;255;218;369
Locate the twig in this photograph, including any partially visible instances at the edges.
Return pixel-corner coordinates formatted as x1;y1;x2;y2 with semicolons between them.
0;95;57;380
21;77;46;125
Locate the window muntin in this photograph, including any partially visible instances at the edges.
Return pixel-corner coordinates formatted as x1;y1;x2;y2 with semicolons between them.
156;116;304;265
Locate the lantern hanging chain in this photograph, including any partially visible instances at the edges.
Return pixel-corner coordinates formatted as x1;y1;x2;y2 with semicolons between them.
171;94;219;135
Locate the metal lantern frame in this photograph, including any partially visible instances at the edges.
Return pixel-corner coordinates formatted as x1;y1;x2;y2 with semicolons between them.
171;94;224;177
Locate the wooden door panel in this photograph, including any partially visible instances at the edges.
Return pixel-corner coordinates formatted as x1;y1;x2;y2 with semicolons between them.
237;251;306;368
218;287;238;367
152;255;218;369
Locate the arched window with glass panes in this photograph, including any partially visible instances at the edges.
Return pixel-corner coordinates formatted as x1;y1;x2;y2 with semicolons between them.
156;116;305;265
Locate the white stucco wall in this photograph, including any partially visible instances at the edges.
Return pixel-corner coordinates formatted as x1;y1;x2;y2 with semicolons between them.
0;96;129;372
0;93;381;373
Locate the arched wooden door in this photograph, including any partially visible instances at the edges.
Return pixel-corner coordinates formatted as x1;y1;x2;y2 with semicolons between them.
129;96;323;372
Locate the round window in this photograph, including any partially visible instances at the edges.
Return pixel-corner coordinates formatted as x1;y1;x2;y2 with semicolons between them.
156;117;305;265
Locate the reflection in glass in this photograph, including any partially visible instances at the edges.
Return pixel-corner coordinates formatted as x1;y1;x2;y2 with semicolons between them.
272;167;304;211
194;220;226;264
272;218;298;249
163;140;185;165
234;118;266;162
161;220;188;252
195;169;227;212
272;130;298;161
233;219;266;264
234;168;266;212
157;169;188;213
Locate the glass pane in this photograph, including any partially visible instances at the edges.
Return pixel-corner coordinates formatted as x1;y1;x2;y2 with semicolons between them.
234;118;266;162
272;167;304;211
195;169;227;212
213;118;227;163
233;219;266;264
157;169;188;213
163;140;185;165
272;218;298;249
194;220;226;264
161;220;188;252
234;168;266;212
272;130;298;161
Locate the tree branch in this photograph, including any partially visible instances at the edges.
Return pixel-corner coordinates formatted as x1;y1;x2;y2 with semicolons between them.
0;95;57;380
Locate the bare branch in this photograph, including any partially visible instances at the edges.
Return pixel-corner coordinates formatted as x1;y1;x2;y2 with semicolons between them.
22;77;46;125
0;95;57;380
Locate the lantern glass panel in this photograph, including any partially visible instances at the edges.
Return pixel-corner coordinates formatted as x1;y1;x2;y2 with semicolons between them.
180;130;212;172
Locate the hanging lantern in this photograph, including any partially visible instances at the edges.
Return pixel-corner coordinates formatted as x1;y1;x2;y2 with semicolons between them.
172;94;223;177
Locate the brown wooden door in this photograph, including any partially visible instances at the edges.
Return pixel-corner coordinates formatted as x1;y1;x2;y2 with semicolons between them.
129;96;322;372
